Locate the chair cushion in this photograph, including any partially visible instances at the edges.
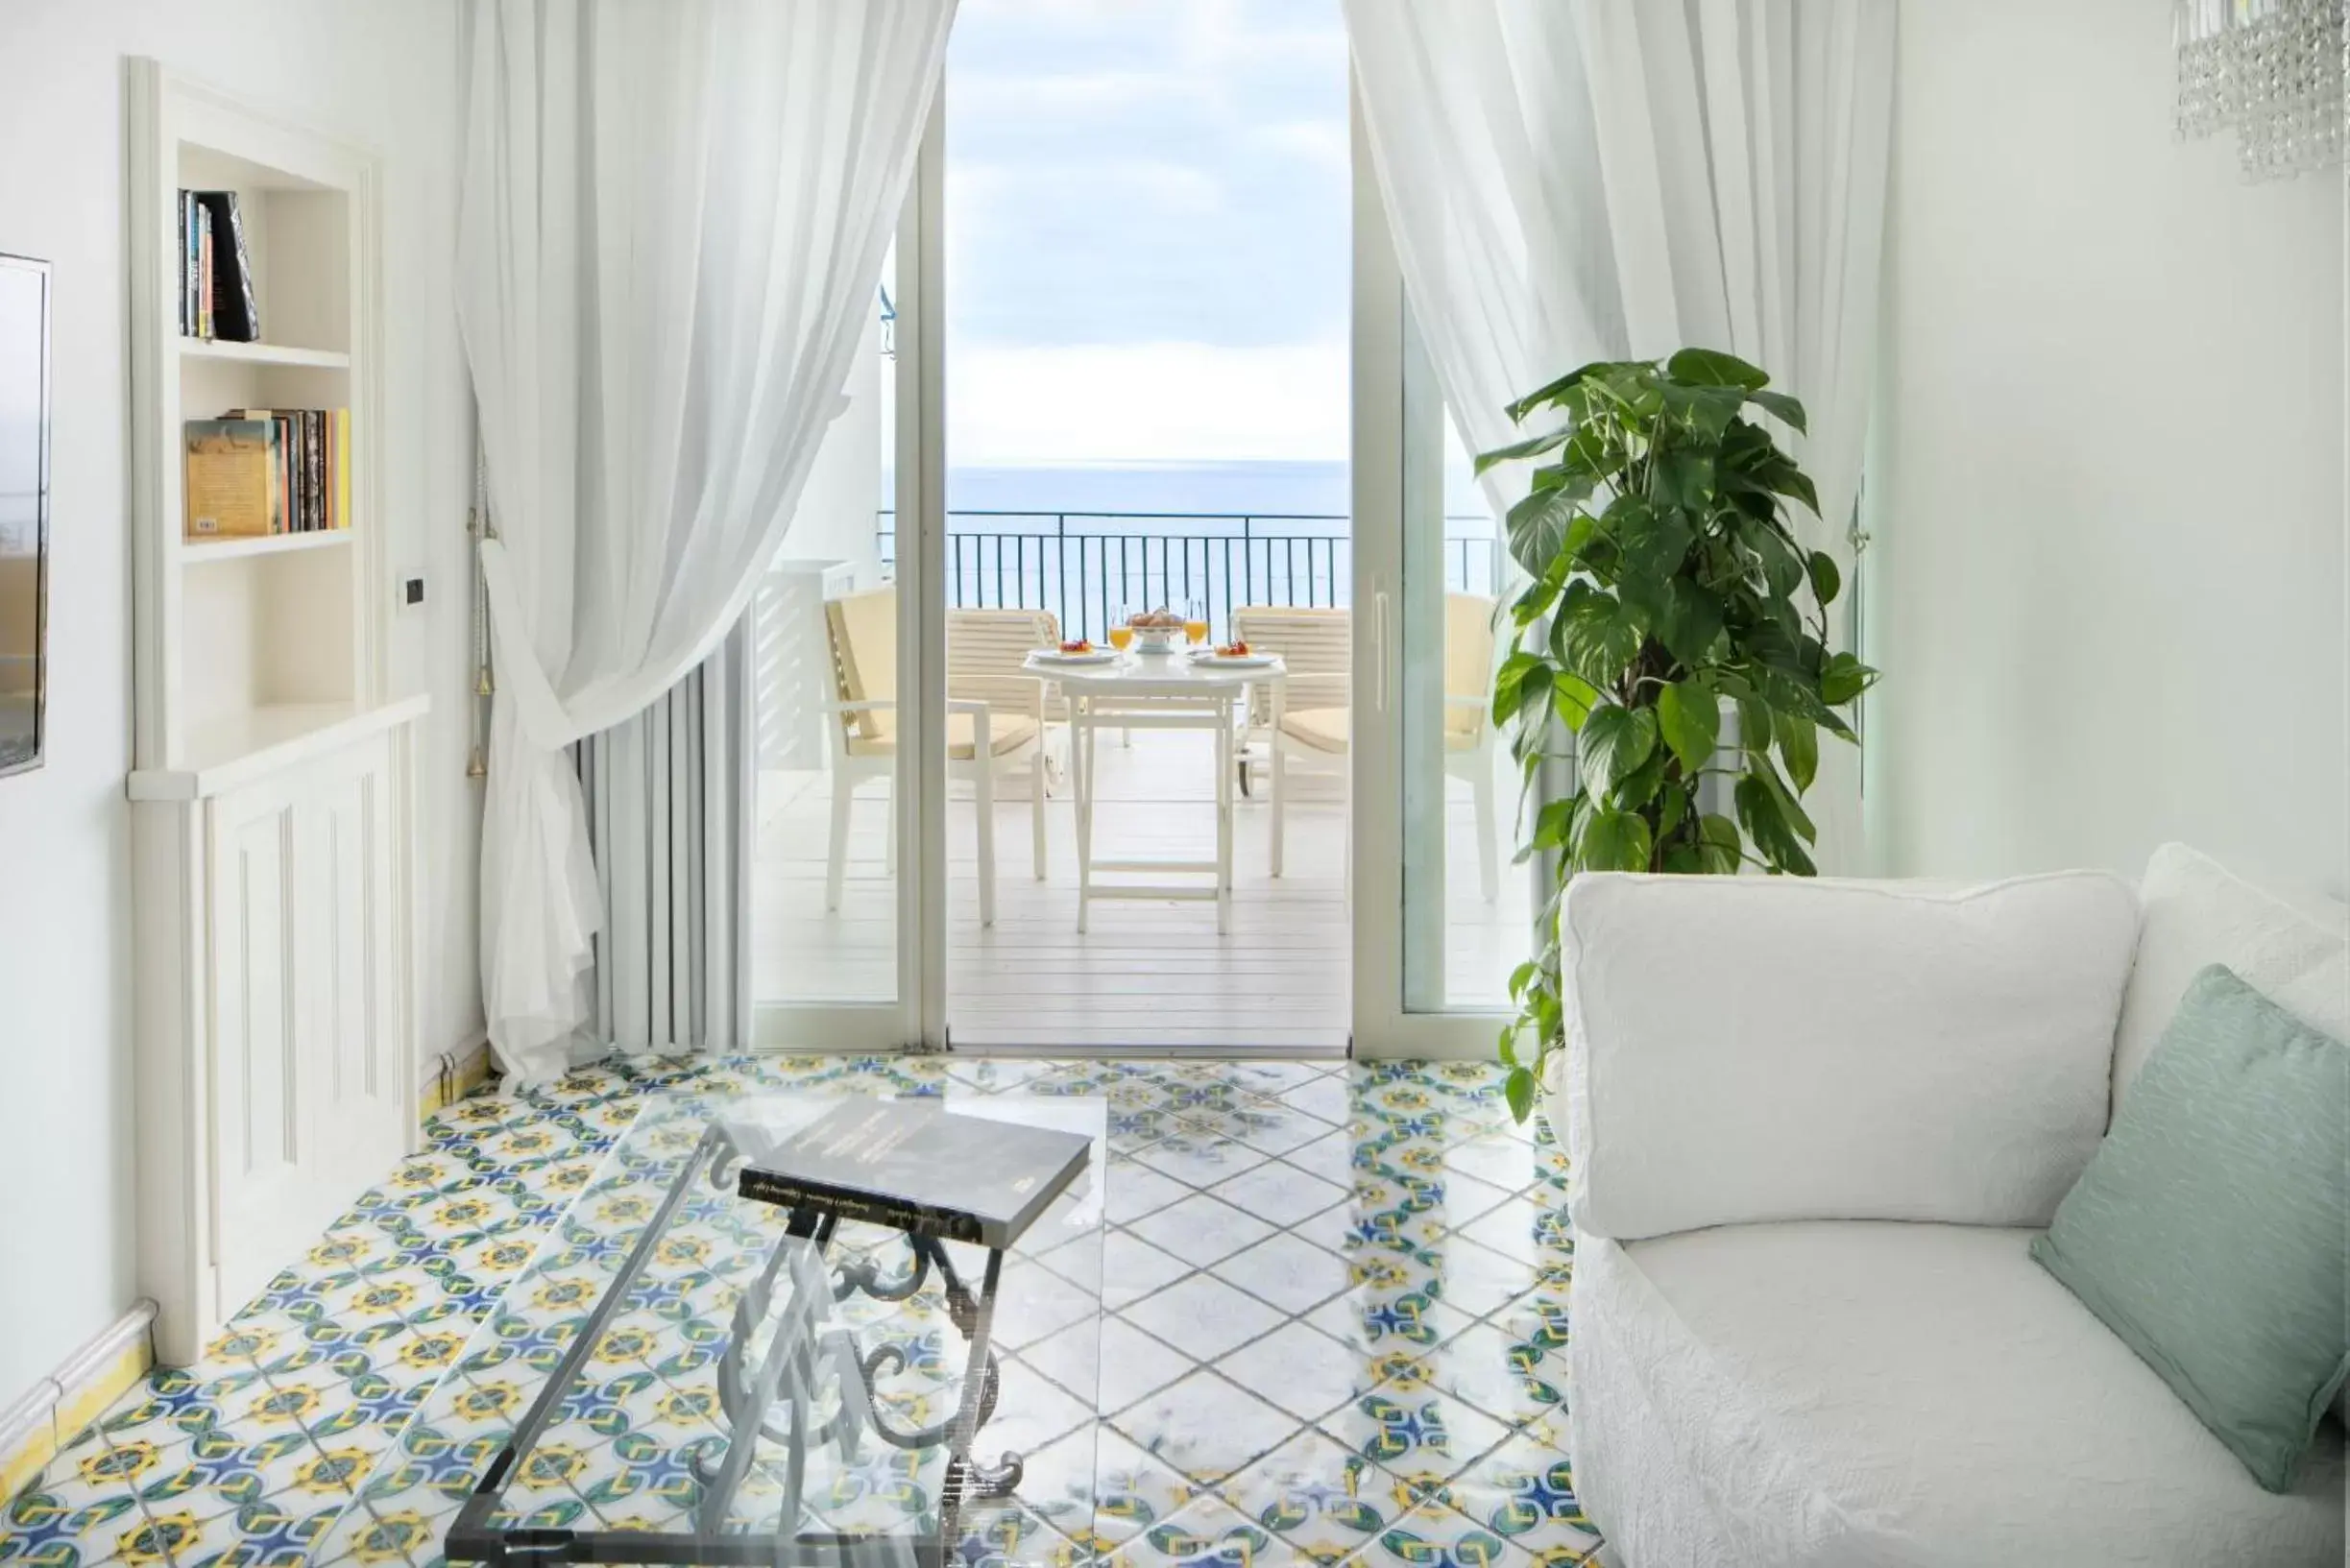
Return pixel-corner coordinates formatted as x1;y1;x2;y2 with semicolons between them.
1277;705;1478;754
846;712;1038;760
1571;1222;2345;1567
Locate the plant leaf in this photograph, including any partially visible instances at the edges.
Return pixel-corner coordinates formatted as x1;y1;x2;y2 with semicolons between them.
1505;484;1591;579
1578;808;1654;873
1734;691;1774;757
1697;812;1744;875
1504;1065;1538;1123
1555;585;1641;687
1749;388;1807;433
1806;549;1841;608
1656;678;1720;775
1476;425;1573;473
1819;650;1877;707
1577;705;1656;800
1665;347;1769;391
1734;773;1816;875
1777;712;1818;792
1491;650;1552;730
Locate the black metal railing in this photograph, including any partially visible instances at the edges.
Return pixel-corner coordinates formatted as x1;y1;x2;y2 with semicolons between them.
875;510;1499;644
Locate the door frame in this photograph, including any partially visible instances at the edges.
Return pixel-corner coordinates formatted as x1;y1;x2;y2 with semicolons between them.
1347;83;1514;1062
751;101;949;1054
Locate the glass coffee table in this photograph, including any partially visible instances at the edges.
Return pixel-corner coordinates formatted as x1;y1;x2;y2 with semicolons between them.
315;1088;1106;1568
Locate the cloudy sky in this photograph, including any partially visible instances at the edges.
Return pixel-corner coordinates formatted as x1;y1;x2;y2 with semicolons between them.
943;0;1351;466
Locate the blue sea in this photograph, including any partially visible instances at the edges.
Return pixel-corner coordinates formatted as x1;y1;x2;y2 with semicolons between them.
942;458;1489;519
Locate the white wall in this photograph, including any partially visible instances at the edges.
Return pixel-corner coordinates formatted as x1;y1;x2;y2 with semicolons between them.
781;305;886;589
0;0;477;1407
1868;0;2347;895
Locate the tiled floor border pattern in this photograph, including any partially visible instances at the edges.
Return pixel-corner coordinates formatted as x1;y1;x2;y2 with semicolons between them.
1;1054;1599;1567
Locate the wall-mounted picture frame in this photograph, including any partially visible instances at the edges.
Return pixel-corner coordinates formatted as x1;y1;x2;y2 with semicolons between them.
0;252;52;778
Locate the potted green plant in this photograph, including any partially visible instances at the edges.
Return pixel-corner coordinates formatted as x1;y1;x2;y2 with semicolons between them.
1483;349;1876;1122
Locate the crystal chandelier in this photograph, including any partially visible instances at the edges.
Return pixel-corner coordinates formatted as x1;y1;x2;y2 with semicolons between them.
2174;0;2346;180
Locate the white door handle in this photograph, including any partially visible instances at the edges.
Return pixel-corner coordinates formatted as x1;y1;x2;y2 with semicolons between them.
1372;590;1392;713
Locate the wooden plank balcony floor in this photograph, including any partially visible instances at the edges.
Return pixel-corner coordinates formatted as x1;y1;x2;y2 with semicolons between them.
752;728;1530;1049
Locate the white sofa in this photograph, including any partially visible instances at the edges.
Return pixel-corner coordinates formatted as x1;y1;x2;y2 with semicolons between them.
1546;845;2347;1567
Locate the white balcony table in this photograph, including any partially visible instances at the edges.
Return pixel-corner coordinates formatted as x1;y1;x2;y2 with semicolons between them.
1024;647;1288;933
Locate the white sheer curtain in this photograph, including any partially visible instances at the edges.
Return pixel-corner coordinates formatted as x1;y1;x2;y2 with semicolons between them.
1347;0;1894;871
457;0;957;1083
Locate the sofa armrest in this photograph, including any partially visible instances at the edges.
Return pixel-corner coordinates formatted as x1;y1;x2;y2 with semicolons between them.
1551;870;2139;1242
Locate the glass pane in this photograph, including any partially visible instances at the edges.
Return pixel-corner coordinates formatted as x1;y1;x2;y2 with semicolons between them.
752;246;900;1006
1399;336;1530;1011
941;0;1352;1049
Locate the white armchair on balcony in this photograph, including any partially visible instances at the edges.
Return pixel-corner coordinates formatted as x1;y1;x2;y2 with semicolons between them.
1237;595;1500;901
819;589;1054;926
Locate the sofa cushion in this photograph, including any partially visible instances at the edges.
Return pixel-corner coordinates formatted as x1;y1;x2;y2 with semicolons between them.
1570;1221;2345;1567
2114;842;2346;1106
1560;871;2140;1241
2033;964;2349;1489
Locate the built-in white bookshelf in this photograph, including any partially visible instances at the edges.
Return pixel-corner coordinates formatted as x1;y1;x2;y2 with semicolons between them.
128;62;387;784
124;60;423;1364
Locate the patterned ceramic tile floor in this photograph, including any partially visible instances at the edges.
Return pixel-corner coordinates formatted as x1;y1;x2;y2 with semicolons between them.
1;1054;1598;1568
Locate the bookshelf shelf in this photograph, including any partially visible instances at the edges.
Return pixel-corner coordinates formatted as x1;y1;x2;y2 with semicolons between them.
177;338;351;370
178;528;352;564
127;59;424;1367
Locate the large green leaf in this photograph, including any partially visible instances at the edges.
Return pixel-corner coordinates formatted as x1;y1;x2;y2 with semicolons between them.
1656;678;1720;775
1734;773;1816;875
1554;584;1642;686
1658;579;1726;668
1806;549;1842;608
1506;483;1590;578
1666;347;1769;391
1504;359;1626;423
1734;690;1774;757
1777;712;1819;792
1491;650;1552;730
1577;705;1657;800
1748;388;1807;433
1578;808;1654;873
1697;812;1745;875
1476;424;1574;473
1820;650;1877;707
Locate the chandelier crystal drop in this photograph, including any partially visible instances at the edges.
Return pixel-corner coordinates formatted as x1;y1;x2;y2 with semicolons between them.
2174;0;2346;181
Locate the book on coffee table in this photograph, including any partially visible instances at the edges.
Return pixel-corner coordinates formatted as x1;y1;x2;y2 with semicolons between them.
723;1098;1093;1249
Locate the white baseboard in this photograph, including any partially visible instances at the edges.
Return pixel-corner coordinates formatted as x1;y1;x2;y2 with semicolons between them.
0;1300;158;1499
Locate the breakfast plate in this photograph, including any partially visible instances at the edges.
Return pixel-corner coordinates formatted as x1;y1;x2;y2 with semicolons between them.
1031;648;1124;666
1190;648;1278;668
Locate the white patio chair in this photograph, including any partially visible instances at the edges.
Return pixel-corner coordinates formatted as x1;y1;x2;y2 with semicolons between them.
1240;595;1501;901
820;588;1048;926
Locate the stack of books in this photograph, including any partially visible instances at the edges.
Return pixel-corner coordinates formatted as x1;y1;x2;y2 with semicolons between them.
182;409;351;541
178;190;259;343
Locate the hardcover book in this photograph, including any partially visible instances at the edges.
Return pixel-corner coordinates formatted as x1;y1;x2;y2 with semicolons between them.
182;419;278;539
725;1098;1092;1249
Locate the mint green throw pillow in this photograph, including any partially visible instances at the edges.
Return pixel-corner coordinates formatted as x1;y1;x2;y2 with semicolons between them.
2031;963;2349;1492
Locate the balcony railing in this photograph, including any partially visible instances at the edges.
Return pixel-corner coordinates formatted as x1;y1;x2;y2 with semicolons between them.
876;510;1500;644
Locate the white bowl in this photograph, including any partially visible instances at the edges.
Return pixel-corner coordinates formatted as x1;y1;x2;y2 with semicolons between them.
1128;623;1185;654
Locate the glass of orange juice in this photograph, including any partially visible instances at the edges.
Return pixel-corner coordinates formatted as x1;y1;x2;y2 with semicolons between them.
1106;611;1135;653
1184;597;1210;645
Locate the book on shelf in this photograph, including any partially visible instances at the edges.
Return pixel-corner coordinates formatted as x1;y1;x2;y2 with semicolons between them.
178;189;258;342
184;407;351;541
721;1098;1092;1249
182;420;277;540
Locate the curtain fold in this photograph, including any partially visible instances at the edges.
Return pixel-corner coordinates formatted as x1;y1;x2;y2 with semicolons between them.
575;625;746;1060
457;0;956;1083
1347;0;1894;872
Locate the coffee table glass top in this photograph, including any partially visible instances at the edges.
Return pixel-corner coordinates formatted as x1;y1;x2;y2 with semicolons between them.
318;1089;1106;1567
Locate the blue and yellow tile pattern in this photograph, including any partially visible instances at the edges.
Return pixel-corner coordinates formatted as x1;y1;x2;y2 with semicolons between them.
0;1055;1597;1567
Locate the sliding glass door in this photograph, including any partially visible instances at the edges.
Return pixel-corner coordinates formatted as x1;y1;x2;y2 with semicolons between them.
1348;93;1530;1059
